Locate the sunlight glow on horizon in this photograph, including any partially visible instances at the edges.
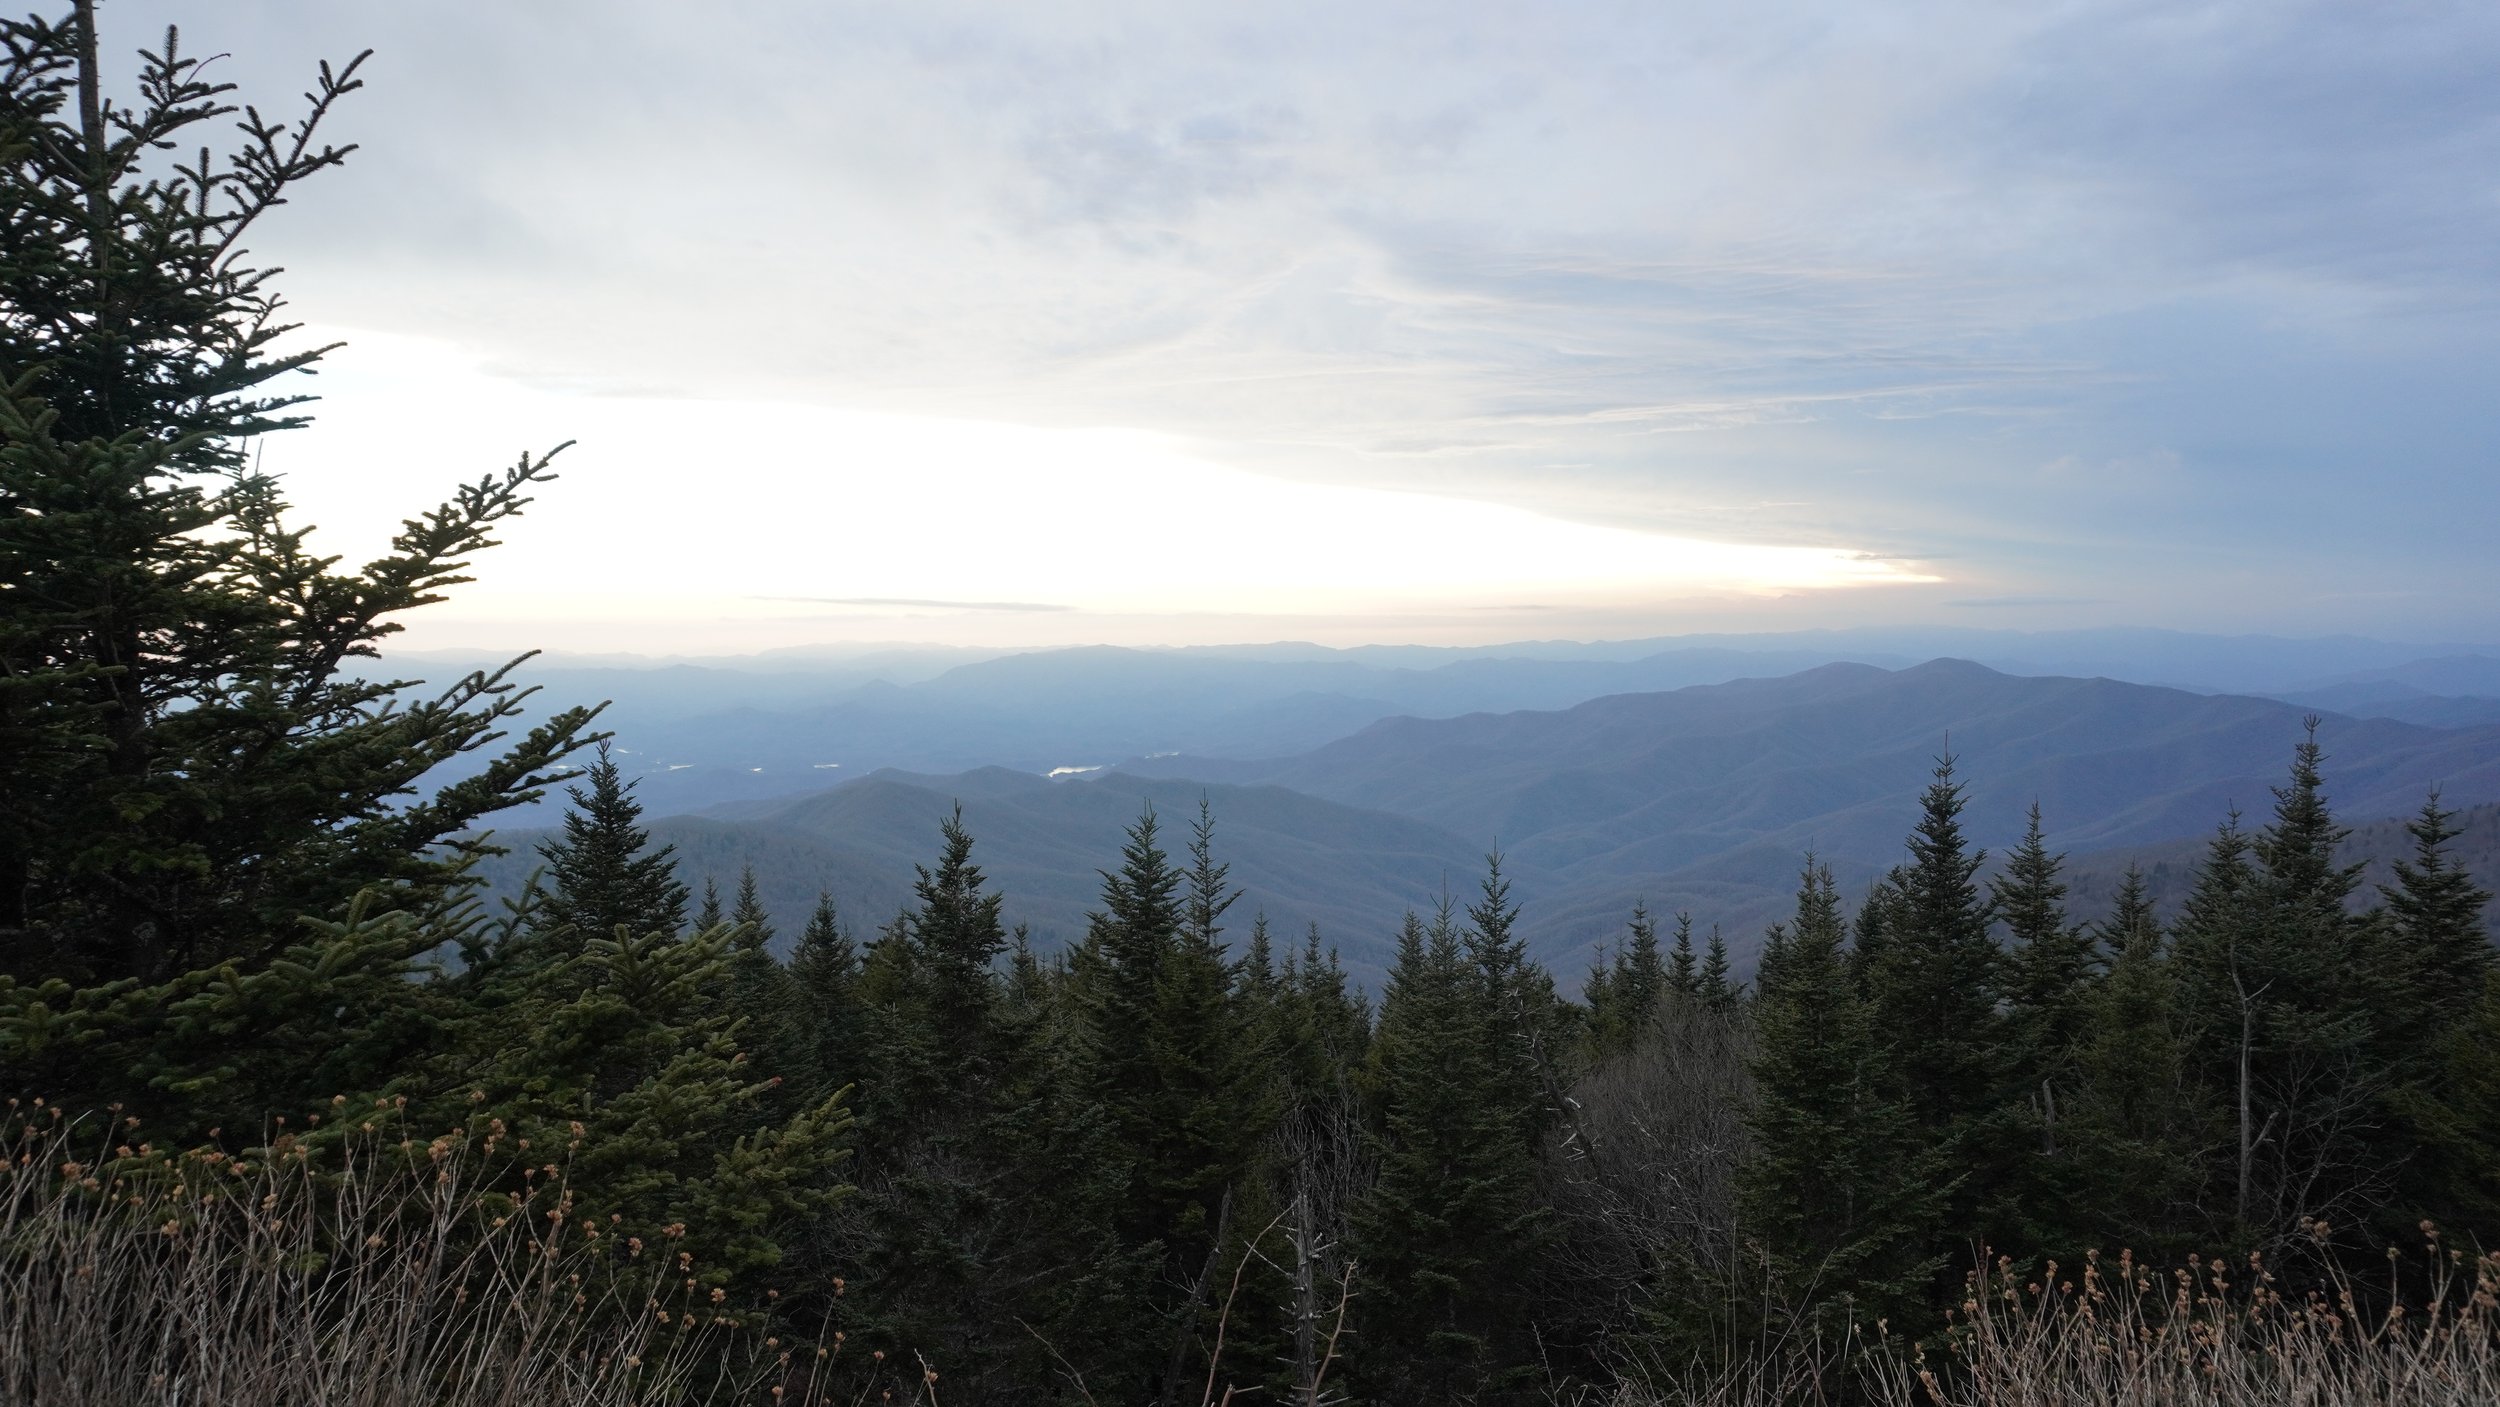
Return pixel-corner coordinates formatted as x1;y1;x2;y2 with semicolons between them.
264;330;1940;651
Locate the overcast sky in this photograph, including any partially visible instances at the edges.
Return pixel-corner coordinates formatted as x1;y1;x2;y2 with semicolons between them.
118;0;2500;651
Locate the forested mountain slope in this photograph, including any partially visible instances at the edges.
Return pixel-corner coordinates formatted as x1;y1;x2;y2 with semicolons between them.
479;660;2500;977
477;768;1501;983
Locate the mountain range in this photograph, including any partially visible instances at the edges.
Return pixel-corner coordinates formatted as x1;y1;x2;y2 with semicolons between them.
473;657;2500;984
404;629;2500;819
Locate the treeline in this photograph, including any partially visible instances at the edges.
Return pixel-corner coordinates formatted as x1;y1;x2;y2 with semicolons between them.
506;725;2490;1403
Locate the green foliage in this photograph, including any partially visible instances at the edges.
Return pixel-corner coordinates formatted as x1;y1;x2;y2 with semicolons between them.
529;742;691;957
1742;861;1940;1333
1351;887;1548;1403
2064;865;2210;1254
0;7;598;987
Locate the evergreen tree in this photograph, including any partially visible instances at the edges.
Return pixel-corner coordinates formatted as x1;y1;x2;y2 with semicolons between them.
2378;791;2495;1030
1143;800;1264;1313
909;804;1008;1071
697;875;725;931
781;891;862;1102
1865;757;2002;1130
1287;923;1370;1103
1619;902;1666;1026
2172;728;2389;1242
2375;793;2496;1235
1996;803;2096;1088
0;5;597;986
1667;910;1700;998
731;865;775;945
1071;805;1184;1179
1697;926;1738;1012
1861;756;2013;1276
1585;902;1669;1059
2067;865;2207;1253
1993;802;2099;1243
530;742;690;951
1351;903;1544;1402
1742;862;1940;1333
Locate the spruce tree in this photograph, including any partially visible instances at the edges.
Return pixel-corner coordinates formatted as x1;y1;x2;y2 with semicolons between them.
1351;903;1544;1401
909;803;1007;1069
1667;910;1700;999
1288;923;1370;1102
2375;793;2496;1237
1862;756;2013;1278
731;865;775;946
1742;861;1939;1333
1697;926;1737;1012
1069;807;1182;1229
1619;902;1666;1028
2067;865;2206;1253
1993;802;2099;1241
1996;803;2096;1088
0;5;597;985
1142;800;1263;1307
530;741;689;947
781;891;862;1103
2378;791;2494;1030
1865;756;2002;1132
2173;729;2390;1242
1585;903;1670;1060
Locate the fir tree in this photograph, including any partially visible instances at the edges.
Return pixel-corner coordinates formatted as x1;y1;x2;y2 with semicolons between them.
2067;865;2206;1253
1697;926;1737;1012
1619;902;1666;1025
2375;792;2496;1235
530;742;690;948
1143;800;1263;1304
1667;910;1700;998
909;803;1008;1066
2378;791;2495;1030
1743;861;1940;1332
1865;755;2002;1132
731;864;775;946
1861;756;2013;1278
2173;729;2389;1241
697;876;725;931
781;891;862;1103
1586;902;1670;1059
1351;903;1544;1402
1996;803;2096;1086
1072;805;1184;1150
0;5;597;985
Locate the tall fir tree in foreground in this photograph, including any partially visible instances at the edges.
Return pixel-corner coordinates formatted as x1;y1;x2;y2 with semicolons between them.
2067;865;2207;1252
2375;793;2499;1236
0;2;597;986
1352;902;1545;1404
1744;861;1939;1333
1861;756;2015;1280
1991;803;2097;1245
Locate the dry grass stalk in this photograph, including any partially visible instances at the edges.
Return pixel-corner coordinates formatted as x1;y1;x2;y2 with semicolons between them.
0;1102;891;1407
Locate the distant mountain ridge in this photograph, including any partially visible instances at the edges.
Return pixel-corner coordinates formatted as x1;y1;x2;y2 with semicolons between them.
477;658;2500;983
401;629;2500;818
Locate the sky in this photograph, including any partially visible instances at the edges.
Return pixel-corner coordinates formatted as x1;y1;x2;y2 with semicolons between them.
117;0;2500;652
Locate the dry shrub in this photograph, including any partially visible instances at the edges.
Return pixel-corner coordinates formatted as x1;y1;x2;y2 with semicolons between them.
1595;1233;2500;1407
1887;1234;2500;1407
0;1101;896;1407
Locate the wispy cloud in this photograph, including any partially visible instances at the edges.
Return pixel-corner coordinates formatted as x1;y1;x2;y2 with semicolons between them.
156;0;2500;642
752;596;1073;613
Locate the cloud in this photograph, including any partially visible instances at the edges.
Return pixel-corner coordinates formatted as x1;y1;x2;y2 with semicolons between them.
121;0;2500;642
754;596;1074;613
1947;596;2113;610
